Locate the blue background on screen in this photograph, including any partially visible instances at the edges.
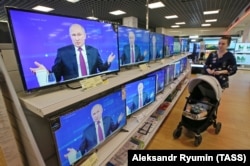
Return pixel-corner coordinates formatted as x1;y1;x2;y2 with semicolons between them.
53;90;126;166
149;32;164;60
148;69;165;93
164;35;174;57
118;26;150;66
125;76;156;116
8;9;119;90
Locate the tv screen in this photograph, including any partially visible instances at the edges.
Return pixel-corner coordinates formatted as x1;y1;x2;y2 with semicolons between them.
50;88;126;166
180;38;188;53
168;63;175;82
0;22;12;43
124;75;156;116
149;32;164;61
6;7;120;92
118;26;150;67
164;35;174;57
188;42;194;53
147;69;165;94
173;37;181;55
174;61;181;79
180;57;188;72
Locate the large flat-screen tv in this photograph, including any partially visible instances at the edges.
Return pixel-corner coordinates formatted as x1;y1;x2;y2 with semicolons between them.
118;26;150;67
147;69;165;94
50;88;126;166
149;32;164;61
164;35;174;57
6;7;120;92
124;75;156;116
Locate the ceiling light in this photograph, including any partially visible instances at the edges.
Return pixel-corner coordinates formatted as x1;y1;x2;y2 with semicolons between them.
203;10;220;15
66;0;80;3
189;35;199;38
165;15;178;19
109;10;126;15
171;25;180;28
148;2;165;9
175;22;185;25
201;23;211;27
191;39;196;42
32;5;54;12
87;16;98;20
205;19;217;22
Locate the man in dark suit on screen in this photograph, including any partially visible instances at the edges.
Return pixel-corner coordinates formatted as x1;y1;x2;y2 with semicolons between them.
64;104;124;165
121;31;145;65
30;24;115;82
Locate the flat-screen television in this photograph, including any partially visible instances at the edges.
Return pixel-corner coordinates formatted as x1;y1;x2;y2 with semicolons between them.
164;64;175;86
6;7;120;92
149;32;164;61
50;88;126;166
188;42;194;53
124;75;156;116
118;25;150;67
181;38;188;53
147;69;165;94
234;43;250;53
174;60;181;79
173;37;181;55
164;35;174;57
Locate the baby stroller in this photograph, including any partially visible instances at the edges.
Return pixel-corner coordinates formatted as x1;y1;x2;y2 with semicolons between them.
173;75;223;146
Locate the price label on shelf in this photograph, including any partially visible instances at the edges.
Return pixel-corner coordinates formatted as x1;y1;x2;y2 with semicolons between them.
139;64;149;71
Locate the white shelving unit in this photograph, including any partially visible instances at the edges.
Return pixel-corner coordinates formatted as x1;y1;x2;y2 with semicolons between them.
17;54;190;166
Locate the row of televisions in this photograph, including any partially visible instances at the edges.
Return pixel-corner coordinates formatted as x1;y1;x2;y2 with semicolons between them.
49;57;188;166
5;7;188;92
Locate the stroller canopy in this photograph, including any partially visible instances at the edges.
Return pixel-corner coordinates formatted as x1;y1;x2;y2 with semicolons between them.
188;75;223;101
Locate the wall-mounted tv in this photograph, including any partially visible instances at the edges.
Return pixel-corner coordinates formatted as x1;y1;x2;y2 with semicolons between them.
147;69;165;94
124;75;156;116
149;32;164;61
118;25;150;67
6;7;120;92
50;88;126;166
164;35;174;57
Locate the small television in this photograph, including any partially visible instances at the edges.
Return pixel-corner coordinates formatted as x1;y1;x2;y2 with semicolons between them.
118;25;150;67
164;65;170;86
234;43;250;53
164;35;174;57
169;63;175;82
124;75;156;116
174;60;181;79
180;57;188;73
147;69;165;94
50;88;126;166
173;37;181;55
6;7;120;92
149;32;164;61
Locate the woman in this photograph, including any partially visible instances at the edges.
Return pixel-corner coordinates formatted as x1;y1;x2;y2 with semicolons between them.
204;36;237;89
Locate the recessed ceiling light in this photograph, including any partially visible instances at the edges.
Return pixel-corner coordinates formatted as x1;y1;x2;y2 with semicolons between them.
165;15;178;19
86;16;98;20
203;10;220;15
201;23;211;27
109;10;126;15
189;35;199;38
175;22;185;25
32;5;54;12
66;0;80;3
171;25;180;28
205;19;217;22
148;2;165;9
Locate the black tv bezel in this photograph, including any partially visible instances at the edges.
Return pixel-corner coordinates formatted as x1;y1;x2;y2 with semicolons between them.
118;25;150;68
124;74;156;117
5;7;120;92
48;86;127;166
147;69;165;94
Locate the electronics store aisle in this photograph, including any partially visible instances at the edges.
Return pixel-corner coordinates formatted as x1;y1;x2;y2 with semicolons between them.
147;69;250;149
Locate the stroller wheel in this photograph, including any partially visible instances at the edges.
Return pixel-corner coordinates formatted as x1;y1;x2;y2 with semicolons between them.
173;127;182;139
194;135;202;146
215;122;222;134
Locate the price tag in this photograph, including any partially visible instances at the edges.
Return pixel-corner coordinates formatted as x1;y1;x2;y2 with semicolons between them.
139;64;149;71
80;78;95;90
79;152;98;166
93;75;103;86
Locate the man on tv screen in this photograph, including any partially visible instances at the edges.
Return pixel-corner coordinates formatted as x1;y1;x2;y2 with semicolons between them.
128;82;151;114
149;35;162;60
121;31;145;65
64;103;124;165
30;24;115;84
